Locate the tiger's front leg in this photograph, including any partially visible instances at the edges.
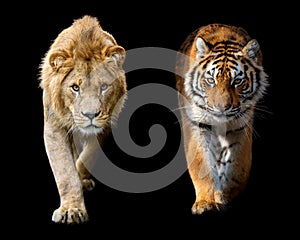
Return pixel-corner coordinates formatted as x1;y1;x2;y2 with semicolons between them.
185;131;225;214
44;122;88;224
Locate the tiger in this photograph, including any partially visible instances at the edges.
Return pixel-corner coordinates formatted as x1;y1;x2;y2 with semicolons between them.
175;23;268;214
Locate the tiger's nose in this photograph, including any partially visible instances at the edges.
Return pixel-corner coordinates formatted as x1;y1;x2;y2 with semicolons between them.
81;111;100;120
216;104;231;113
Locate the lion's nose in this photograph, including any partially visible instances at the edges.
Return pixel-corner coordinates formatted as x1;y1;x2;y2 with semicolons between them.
81;111;100;120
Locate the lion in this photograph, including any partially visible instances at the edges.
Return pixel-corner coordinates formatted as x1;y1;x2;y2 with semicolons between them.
39;15;127;224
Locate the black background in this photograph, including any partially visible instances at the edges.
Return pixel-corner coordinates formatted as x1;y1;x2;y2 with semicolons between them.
6;1;297;238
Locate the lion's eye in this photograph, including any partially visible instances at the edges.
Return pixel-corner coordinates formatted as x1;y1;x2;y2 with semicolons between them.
101;83;108;91
205;78;215;86
71;84;80;92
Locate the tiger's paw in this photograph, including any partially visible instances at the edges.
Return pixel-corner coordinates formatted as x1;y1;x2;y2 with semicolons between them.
82;178;95;192
191;200;224;215
52;206;89;224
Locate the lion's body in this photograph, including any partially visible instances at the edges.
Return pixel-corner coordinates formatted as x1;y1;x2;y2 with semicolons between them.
175;24;268;214
39;15;127;224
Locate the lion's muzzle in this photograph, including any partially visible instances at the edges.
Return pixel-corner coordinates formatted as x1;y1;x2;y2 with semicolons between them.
75;110;110;135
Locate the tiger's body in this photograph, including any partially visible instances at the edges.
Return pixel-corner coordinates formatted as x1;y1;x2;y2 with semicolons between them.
175;24;268;214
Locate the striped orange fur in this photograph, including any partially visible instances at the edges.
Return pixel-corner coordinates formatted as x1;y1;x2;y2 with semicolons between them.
175;24;268;214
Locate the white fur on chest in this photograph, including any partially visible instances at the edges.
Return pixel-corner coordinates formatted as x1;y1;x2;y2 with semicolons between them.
195;124;236;190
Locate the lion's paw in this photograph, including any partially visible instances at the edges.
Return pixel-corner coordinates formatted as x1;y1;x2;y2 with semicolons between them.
52;207;89;224
82;178;95;192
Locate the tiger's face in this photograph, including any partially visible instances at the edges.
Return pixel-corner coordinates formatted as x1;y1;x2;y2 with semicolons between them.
184;37;268;124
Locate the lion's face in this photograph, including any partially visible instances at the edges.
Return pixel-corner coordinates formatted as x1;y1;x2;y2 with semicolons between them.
61;60;127;135
39;21;127;136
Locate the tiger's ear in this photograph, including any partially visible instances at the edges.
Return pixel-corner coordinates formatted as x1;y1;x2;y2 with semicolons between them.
49;52;67;72
242;39;260;61
105;45;126;67
196;37;209;59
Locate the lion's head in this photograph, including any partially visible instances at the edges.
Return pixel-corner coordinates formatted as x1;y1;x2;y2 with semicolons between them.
39;15;127;135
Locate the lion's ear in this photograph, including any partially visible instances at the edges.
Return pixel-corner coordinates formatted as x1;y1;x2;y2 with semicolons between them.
105;46;126;67
49;52;67;72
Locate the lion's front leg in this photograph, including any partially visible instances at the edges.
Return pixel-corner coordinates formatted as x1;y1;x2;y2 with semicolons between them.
44;122;88;224
76;159;95;192
74;135;102;192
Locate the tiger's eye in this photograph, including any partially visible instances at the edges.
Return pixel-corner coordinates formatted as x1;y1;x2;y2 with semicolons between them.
205;78;215;85
71;84;80;92
233;78;243;86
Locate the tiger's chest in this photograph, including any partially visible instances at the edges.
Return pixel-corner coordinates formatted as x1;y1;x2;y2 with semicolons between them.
195;124;240;177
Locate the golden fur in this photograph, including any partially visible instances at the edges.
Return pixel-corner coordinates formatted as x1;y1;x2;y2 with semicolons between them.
175;24;268;214
39;15;127;224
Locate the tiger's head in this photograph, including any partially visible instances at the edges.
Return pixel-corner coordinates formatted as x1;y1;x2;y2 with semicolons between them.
184;36;268;125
